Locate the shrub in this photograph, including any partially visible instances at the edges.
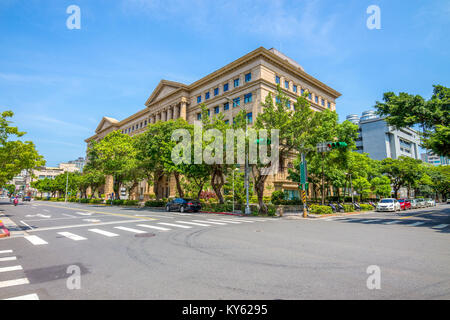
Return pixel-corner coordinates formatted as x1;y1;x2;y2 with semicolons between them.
263;196;271;203
310;204;333;215
271;191;285;205
112;199;124;205
343;204;354;212
144;200;166;207
88;199;102;204
267;204;277;216
123;200;139;206
360;204;373;211
80;198;89;203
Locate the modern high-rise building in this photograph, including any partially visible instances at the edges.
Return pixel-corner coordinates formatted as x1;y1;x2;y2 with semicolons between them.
86;47;341;200
421;151;449;166
349;111;421;161
67;157;86;172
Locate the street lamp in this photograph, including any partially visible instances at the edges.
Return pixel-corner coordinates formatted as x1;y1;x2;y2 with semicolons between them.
232;166;240;214
225;96;251;215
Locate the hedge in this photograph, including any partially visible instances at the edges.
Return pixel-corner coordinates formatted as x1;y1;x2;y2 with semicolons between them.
145;200;166;207
343;204;355;212
360;204;373;211
309;204;333;215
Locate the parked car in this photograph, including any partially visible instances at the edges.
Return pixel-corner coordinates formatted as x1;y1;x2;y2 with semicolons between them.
165;198;201;213
398;199;411;210
447;199;450;204
23;196;32;201
416;198;426;208
376;198;401;212
425;198;435;207
410;199;419;209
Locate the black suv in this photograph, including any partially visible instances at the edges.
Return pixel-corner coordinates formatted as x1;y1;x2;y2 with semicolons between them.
165;198;201;213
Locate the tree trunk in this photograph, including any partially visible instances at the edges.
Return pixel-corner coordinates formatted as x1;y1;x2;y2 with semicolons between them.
253;166;268;215
173;172;184;198
211;168;224;204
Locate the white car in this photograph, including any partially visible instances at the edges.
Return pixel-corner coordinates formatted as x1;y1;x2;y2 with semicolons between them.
425;198;435;207
376;198;401;212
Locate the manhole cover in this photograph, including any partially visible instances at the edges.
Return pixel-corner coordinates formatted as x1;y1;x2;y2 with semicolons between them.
135;233;156;238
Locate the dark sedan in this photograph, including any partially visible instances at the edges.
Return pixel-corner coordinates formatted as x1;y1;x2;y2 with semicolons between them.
165;198;201;213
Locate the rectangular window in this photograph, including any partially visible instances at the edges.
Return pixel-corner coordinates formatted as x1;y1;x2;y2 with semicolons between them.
223;83;229;92
321;99;325;106
285;80;289;89
308;93;312;100
327;102;331;109
214;88;219;96
207;109;210;116
276;97;281;104
245;72;251;82
214;106;220;114
301;89;305;95
144;120;147;126
223;102;229;110
315;96;318;103
275;76;280;84
246;112;253;124
244;93;252;103
234;78;240;87
197;113;201;120
205;92;210;100
233;97;240;107
293;85;297;93
197;96;202;103
285;101;291;108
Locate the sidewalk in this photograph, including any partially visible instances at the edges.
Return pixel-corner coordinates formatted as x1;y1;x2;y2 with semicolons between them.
282;210;376;219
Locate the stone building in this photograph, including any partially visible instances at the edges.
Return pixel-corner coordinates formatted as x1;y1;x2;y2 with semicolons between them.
86;47;341;200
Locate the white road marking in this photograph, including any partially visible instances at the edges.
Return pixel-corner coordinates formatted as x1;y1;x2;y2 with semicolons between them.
361;220;378;223
0;256;17;262
433;224;449;229
83;219;101;223
157;222;192;229
27;219;146;232
0;278;29;288
175;220;210;227
76;212;93;216
24;235;48;245
57;232;87;241
222;218;254;223
20;220;34;230
207;219;240;224
384;220;401;225
192;220;226;225
114;226;147;234
4;293;39;300
62;214;76;218
43;209;50;213
0;250;13;254
25;214;51;218
0;265;23;273
137;224;171;231
88;229;119;237
407;222;425;227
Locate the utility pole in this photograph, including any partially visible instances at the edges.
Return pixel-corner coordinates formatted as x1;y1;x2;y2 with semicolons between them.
300;152;308;218
321;151;325;206
64;171;69;203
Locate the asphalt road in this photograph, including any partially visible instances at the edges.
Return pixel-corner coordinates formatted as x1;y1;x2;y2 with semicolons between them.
0;199;449;300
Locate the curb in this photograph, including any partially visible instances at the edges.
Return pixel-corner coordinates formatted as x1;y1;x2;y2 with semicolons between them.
200;211;243;216
0;220;10;238
307;210;376;219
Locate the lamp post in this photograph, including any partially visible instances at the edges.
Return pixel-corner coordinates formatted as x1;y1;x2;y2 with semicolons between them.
226;96;250;215
64;171;69;203
232;166;239;214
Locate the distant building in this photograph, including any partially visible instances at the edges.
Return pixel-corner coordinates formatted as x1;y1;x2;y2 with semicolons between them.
67;157;86;172
348;111;421;161
421;151;449;166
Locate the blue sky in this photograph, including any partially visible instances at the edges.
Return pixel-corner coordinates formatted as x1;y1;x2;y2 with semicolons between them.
1;0;449;166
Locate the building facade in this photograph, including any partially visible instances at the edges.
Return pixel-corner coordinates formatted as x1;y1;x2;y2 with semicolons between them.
86;47;341;200
349;112;421;161
421;151;449;166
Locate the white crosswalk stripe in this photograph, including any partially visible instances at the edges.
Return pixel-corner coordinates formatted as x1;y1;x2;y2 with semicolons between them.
384;220;401;225
137;224;171;231
193;220;226;225
58;232;87;241
76;211;93;216
407;222;425;227
433;224;448;229
4;293;39;300
88;229;119;237
207;219;240;224
361;220;378;223
0;278;29;289
0;250;13;254
24;235;48;245
157;222;192;229
114;226;147;234
0;256;17;262
222;218;254;223
175;221;211;227
0;265;23;273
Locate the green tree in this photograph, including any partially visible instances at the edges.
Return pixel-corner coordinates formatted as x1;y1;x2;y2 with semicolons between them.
374;85;450;157
353;177;371;201
370;176;392;199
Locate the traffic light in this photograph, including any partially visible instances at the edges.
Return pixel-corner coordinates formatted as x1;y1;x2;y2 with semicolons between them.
327;142;348;149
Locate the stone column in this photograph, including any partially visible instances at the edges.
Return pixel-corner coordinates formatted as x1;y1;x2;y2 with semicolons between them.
156;113;161;122
179;101;187;120
168;107;173;120
162;110;167;122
